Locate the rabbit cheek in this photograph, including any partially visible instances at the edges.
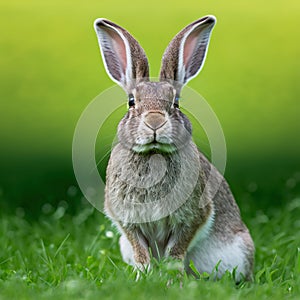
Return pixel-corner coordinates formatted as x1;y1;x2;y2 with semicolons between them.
169;120;191;150
117;115;141;150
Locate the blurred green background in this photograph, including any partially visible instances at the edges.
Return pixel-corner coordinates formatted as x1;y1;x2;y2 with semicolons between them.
0;0;299;214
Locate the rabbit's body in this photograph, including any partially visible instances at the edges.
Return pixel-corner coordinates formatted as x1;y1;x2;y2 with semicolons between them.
94;16;254;281
105;136;253;280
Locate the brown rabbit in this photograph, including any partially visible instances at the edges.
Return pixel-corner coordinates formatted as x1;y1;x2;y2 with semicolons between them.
94;16;254;281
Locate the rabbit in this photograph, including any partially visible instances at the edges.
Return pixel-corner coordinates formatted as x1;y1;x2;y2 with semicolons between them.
94;15;254;282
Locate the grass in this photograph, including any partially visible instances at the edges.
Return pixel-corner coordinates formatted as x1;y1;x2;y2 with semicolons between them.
1;186;300;300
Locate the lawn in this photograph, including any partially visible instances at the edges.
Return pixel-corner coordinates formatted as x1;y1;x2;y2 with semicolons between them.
0;187;300;300
0;0;300;299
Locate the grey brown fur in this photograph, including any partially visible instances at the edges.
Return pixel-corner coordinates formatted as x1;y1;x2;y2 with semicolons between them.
94;16;254;281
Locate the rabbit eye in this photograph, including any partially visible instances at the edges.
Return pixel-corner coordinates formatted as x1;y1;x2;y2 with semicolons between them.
128;94;135;107
173;95;180;109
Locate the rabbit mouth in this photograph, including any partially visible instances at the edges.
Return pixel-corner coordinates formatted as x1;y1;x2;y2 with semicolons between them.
132;142;176;154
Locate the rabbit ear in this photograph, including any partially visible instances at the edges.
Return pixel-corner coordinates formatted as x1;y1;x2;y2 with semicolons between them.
159;16;216;93
94;19;149;92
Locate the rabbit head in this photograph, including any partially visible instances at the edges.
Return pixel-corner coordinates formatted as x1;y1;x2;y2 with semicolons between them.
94;16;216;153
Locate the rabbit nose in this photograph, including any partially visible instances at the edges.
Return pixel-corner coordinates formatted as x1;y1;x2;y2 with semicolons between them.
144;112;167;130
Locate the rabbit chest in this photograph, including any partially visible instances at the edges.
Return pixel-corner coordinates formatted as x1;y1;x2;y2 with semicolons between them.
105;143;204;221
105;143;213;255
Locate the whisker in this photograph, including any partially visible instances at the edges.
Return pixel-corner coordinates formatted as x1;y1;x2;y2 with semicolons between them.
90;148;113;175
96;149;112;167
97;133;118;142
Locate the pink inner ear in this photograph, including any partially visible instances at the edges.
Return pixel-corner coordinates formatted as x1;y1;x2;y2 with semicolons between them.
183;29;200;67
107;27;127;73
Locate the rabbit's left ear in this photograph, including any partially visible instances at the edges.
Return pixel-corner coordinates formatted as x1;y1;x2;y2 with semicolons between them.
160;16;216;93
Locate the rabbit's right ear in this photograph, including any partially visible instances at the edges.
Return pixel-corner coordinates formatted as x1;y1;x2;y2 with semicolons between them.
159;16;216;94
94;19;149;93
